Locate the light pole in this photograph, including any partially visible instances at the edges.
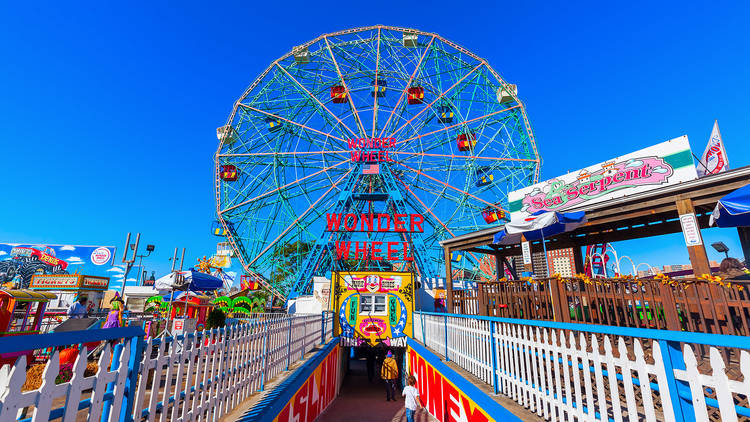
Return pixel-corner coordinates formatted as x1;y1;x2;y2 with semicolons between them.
711;242;730;259
131;244;155;285
120;233;141;297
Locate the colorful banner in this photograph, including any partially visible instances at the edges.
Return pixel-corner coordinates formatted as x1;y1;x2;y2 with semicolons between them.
0;243;116;288
332;271;413;347
508;136;697;220
407;340;521;422
697;120;729;177
273;343;339;422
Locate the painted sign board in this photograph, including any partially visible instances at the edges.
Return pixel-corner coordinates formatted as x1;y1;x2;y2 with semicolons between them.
0;243;117;288
29;274;110;291
272;344;339;422
407;341;521;422
331;271;413;348
508;136;698;220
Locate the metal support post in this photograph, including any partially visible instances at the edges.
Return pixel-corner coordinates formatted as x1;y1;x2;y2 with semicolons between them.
659;339;695;422
320;311;326;344
121;333;145;422
259;321;269;391
489;322;499;394
286;318;292;370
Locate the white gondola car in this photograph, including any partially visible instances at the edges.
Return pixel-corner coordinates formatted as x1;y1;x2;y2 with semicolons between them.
402;33;418;47
216;125;235;145
293;45;310;64
496;84;518;104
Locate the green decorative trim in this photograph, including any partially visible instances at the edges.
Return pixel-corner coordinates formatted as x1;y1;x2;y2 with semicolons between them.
663;150;694;169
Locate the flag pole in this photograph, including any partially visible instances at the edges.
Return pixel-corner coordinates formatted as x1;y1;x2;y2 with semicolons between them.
692;152;711;175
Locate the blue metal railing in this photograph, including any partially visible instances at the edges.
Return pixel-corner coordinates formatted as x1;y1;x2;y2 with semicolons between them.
415;310;750;421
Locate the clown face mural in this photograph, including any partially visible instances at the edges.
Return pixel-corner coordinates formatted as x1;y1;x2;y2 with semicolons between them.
332;271;414;348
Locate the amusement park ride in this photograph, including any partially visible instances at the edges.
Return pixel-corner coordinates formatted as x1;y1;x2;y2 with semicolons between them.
212;26;541;303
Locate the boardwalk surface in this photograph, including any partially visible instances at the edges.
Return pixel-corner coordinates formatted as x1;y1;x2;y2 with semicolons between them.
318;359;437;422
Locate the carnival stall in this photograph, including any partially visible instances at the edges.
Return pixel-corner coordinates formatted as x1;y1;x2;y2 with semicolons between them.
0;289;57;365
28;274;109;311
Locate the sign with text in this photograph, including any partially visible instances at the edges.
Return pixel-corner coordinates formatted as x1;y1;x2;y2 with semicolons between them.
679;213;703;246
273;344;339;422
326;213;425;262
408;344;499;422
521;241;532;265
508;136;697;220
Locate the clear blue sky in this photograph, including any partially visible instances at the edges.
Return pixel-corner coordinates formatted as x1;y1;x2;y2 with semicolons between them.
1;1;748;287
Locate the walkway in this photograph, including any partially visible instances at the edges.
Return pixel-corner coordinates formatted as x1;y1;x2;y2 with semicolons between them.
318;359;437;422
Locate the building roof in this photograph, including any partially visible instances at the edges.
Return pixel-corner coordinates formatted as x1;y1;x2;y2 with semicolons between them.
442;165;750;255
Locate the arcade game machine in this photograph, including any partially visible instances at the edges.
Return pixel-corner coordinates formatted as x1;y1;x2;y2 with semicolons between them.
331;271;414;383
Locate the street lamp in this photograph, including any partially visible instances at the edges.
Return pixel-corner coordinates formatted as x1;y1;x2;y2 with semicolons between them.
131;243;155;285
711;242;730;259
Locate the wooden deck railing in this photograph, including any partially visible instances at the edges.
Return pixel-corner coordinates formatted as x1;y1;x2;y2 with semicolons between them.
451;276;750;335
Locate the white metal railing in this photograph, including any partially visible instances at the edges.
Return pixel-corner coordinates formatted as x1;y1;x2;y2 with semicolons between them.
414;311;750;421
0;312;333;421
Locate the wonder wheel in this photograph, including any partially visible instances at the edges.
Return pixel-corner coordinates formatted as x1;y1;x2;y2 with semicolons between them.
214;25;540;301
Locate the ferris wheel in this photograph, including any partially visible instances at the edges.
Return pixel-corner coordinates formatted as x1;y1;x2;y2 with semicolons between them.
214;25;540;301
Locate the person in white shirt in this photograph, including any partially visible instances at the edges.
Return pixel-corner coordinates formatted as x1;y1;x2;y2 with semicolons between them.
402;375;423;422
67;296;88;319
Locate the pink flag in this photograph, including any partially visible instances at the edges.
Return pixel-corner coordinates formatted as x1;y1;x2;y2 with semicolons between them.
697;120;729;177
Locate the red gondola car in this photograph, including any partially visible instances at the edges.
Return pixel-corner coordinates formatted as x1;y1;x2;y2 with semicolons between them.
457;133;476;151
330;86;348;103
482;207;505;224
407;87;424;104
220;165;238;181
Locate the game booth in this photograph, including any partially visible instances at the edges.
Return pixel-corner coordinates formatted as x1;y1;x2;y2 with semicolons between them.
28;273;110;312
0;289;57;365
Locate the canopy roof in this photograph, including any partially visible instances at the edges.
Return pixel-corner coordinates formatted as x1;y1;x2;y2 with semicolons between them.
711;183;750;228
0;289;57;302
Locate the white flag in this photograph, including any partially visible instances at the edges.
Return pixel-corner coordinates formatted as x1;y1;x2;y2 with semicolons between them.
697;120;729;177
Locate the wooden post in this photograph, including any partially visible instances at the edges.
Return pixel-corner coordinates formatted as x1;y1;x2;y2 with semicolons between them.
549;277;569;323
738;227;750;266
495;254;504;281
675;198;711;277
520;234;533;274
658;282;681;331
444;247;454;313
477;283;487;316
573;244;585;275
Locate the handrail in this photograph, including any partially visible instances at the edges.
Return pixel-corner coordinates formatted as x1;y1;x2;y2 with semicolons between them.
0;326;145;353
416;311;750;349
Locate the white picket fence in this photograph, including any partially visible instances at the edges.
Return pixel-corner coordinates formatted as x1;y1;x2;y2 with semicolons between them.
0;313;333;422
414;311;750;421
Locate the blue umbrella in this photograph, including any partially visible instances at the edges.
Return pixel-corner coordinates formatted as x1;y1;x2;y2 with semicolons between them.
710;184;750;227
493;210;587;245
493;210;587;278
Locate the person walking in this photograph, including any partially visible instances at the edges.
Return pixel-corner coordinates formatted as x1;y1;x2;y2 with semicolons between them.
381;350;398;401
402;375;423;422
66;295;88;319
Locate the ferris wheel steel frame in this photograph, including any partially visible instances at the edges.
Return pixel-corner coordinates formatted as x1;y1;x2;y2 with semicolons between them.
214;25;541;301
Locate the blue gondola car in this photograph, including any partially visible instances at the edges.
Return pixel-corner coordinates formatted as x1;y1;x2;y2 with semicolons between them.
451;251;463;262
370;79;387;98
211;221;234;237
475;167;494;187
437;106;454;124
265;117;283;132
